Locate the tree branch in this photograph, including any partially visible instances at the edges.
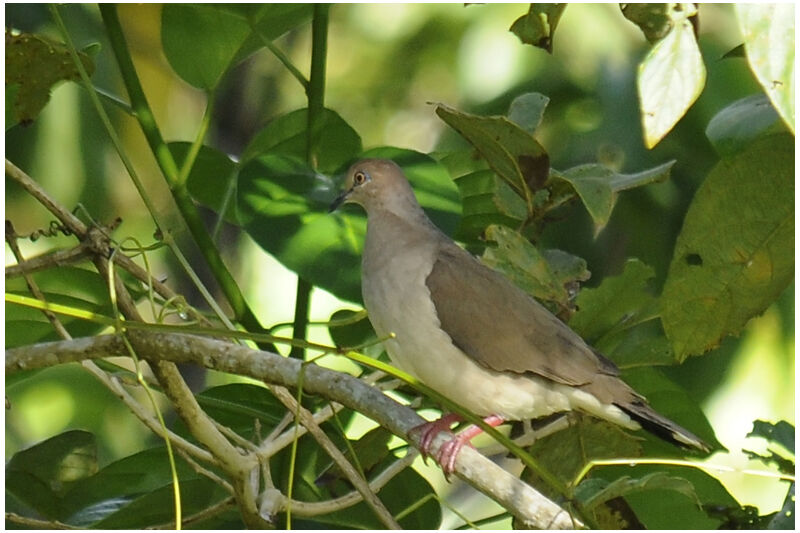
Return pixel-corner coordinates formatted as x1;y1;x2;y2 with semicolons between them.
6;332;580;529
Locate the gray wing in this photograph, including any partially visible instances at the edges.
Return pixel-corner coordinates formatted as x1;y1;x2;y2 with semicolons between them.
425;243;620;388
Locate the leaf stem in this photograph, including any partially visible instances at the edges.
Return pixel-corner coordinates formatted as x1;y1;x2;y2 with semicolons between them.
290;4;330;359
97;5;274;349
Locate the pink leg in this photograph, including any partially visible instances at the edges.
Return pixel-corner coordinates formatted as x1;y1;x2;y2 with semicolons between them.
410;413;462;460
437;414;506;478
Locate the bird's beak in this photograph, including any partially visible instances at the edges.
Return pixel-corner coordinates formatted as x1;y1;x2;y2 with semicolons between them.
329;187;352;213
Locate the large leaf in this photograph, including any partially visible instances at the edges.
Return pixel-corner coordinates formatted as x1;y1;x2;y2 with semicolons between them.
192;383;288;441
242;107;362;174
161;4;312;89
705;94;785;157
599;463;739;529
173;142;239;223
435;102;549;203
575;472;699;511
637;4;705;148
620;366;722;453
661;133;794;360
238;149;459;303
6;430;98;520
90;478;225;528
5;30;95;127
60;446;205;525
736;4;795;133
550;161;674;231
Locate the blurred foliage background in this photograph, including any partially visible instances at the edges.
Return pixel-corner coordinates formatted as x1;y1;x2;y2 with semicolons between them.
5;3;793;523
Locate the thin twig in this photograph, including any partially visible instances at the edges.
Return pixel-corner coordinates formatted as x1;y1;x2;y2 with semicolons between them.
271;385;402;529
5;512;79;530
150;496;237;530
5;221;72;339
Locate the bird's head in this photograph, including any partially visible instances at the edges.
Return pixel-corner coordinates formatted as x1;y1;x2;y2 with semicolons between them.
329;159;417;215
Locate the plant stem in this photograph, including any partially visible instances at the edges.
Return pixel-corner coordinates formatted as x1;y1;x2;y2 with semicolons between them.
98;5;273;349
289;4;330;359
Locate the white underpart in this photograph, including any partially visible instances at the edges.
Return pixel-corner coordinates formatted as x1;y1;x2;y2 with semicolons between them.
362;221;639;430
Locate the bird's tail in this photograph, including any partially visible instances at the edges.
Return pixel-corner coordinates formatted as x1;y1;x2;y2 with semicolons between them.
617;400;711;453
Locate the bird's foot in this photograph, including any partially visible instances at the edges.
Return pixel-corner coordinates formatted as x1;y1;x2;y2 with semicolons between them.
411;414;506;479
410;413;462;461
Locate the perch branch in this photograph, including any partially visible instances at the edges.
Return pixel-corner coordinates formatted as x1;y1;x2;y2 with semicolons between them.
6;332;579;529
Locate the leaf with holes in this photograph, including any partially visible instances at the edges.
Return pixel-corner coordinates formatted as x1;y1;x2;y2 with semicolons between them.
661;134;794;360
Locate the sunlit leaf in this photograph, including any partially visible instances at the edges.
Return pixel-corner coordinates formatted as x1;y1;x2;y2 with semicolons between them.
637;5;706;148
736;4;795;133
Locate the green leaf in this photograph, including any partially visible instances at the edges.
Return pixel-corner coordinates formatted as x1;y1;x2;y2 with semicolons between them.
452;169;526;243
736;4;795;133
522;414;643;507
316;427;394;487
705;94;785;157
509;4;566;53
550;161;673;231
328;308;375;349
60;446;204;525
721;43;746;59
90;478;225;528
435;102;549;204
621;3;676;43
192;383;288;440
621;366;722;452
481;224;588;314
238;149;458;303
6;430;97;519
242;107;362;174
600;463;738;529
570;258;659;347
313;456;441;529
661;134;794;360
575;472;700;511
161;4;312;89
6;83;20;130
507;92;549;134
172;142;238;223
5;266;115;348
637;5;706;148
5;30;95;125
768;484;795;529
748;420;795;452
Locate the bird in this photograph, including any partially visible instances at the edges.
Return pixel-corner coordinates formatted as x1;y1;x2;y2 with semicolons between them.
329;158;710;476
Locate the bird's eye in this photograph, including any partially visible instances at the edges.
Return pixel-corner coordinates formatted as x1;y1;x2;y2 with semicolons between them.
353;171;368;185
